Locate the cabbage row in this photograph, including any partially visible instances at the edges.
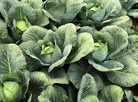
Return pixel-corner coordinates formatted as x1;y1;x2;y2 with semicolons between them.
0;0;138;102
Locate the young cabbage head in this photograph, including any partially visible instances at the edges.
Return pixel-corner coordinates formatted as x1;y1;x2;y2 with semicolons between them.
2;81;22;102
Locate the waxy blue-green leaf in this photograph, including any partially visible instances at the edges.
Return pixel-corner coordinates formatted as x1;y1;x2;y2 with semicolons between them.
0;19;14;43
0;0;19;19
124;90;133;102
99;85;124;102
80;95;100;102
33;9;49;26
19;41;40;71
22;0;43;9
106;35;138;87
67;63;88;89
67;33;94;63
128;9;138;18
8;4;36;25
41;68;69;85
77;74;97;102
44;0;85;24
89;60;124;72
0;44;26;74
92;0;122;22
38;85;69;102
56;23;77;48
92;43;108;62
100;25;128;59
48;44;72;72
22;26;47;42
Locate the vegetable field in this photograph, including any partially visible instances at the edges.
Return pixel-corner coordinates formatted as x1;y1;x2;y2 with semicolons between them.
0;0;138;102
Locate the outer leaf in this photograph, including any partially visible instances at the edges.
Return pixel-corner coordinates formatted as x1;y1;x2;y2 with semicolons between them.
133;96;138;102
101;25;128;59
0;44;26;74
77;74;97;102
128;9;138;18
92;0;122;22
90;70;104;91
89;60;124;72
38;85;69;102
44;0;85;24
80;95;100;102
22;26;47;42
19;41;40;71
22;0;43;9
0;0;19;19
67;33;94;63
48;44;72;72
33;9;49;26
106;35;138;87
8;4;36;25
29;71;48;102
99;85;124;102
66;85;77;102
67;63;88;89
0;19;14;43
41;68;69;85
102;16;130;26
92;43;108;62
56;23;77;48
124;90;133;102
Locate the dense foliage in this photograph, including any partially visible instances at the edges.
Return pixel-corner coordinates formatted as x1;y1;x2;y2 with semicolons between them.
0;0;138;102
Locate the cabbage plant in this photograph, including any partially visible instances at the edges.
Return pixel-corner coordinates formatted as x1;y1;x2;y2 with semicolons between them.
0;0;138;102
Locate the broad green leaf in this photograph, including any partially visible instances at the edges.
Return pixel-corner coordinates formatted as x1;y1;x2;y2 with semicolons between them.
102;16;130;26
66;85;77;102
128;9;138;18
126;0;138;10
14;70;30;98
0;44;26;74
67;63;88;89
33;9;49;26
104;0;121;19
92;0;122;22
80;95;100;102
48;44;72;72
19;41;40;71
67;33;94;63
56;23;77;48
90;60;124;72
41;68;69;85
0;19;14;43
67;63;103;91
100;25;128;59
8;4;36;25
22;0;43;9
106;35;138;87
22;26;47;42
30;68;68;89
0;85;5;102
29;71;48;102
0;0;19;19
38;85;69;102
92;43;108;62
134;96;138;102
77;74;97;102
99;85;124;102
44;0;85;24
92;9;105;22
90;70;104;91
79;26;97;34
124;90;133;102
